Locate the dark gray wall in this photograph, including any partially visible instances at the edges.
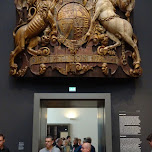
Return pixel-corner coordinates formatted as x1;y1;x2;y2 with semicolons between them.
0;0;152;152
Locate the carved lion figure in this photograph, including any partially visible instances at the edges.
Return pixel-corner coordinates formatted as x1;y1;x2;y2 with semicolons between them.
10;0;57;75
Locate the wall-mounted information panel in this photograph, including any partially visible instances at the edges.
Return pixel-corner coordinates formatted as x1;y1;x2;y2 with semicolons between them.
119;111;142;152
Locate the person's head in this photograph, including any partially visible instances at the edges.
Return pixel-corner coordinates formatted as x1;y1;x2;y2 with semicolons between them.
83;138;86;143
73;138;78;145
45;136;54;149
56;138;63;147
67;136;71;142
64;140;68;146
83;137;92;144
0;134;5;148
62;137;65;140
147;133;152;147
81;143;91;152
78;139;81;145
0;134;5;149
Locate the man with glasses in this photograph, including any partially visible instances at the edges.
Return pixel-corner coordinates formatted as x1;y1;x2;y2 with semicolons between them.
0;134;10;152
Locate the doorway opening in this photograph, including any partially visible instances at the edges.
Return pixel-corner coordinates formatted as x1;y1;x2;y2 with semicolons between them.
32;93;112;152
47;124;70;139
47;107;98;151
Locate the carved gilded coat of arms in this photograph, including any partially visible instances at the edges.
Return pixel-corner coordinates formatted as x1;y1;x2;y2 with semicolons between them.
10;0;142;77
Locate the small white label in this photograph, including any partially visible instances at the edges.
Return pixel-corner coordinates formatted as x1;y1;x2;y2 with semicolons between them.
18;142;24;150
69;87;76;92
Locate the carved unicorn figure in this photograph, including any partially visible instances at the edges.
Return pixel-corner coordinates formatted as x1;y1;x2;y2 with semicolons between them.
87;0;141;70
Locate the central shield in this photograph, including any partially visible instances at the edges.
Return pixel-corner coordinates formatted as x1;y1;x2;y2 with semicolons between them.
56;2;91;49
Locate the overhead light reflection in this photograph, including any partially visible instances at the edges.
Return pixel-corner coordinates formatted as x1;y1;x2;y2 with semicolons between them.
65;110;78;119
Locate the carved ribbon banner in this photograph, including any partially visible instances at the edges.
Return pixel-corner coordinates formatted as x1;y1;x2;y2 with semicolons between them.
10;0;142;77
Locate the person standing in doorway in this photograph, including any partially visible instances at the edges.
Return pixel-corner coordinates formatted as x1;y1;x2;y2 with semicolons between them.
66;136;72;150
63;140;70;152
39;136;59;152
54;138;63;152
83;137;95;152
0;134;10;152
73;138;81;152
78;139;82;146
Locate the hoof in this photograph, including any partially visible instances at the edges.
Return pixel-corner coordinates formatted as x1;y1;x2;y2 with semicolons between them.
134;63;140;69
97;46;108;56
130;64;142;77
10;51;14;56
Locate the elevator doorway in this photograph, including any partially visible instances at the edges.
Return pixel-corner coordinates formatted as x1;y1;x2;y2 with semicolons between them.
32;93;112;152
47;107;98;151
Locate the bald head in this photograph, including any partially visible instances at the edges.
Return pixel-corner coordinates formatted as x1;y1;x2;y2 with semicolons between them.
81;143;91;152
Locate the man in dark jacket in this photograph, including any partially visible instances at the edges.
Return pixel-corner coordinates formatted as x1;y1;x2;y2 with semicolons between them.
0;134;10;152
73;138;81;152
